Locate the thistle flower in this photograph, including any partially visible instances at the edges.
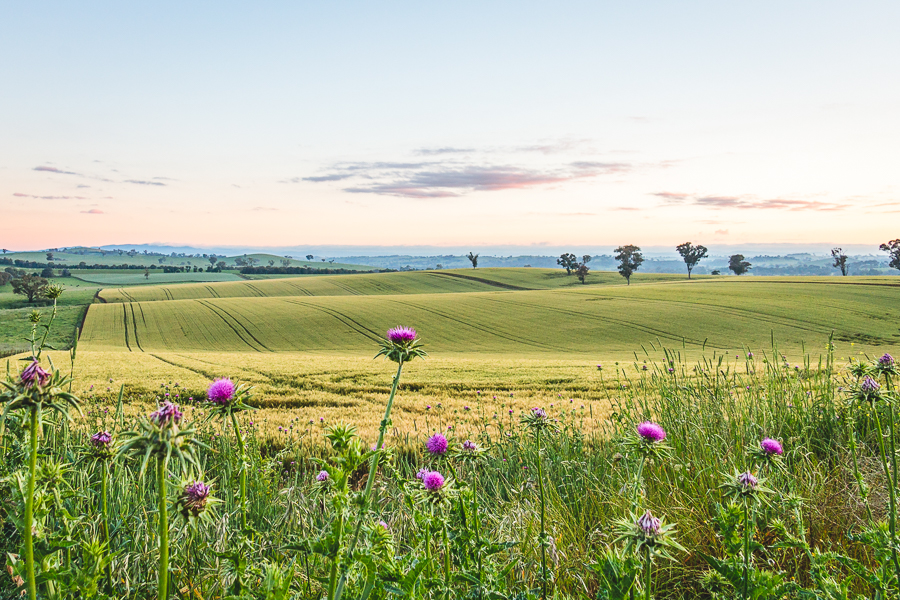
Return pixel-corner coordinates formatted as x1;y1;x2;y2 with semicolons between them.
637;421;666;443
879;353;895;368
20;359;51;389
738;471;758;491
422;471;445;491
637;510;661;536
462;440;477;451
426;433;448;455
861;376;881;393
150;401;183;427
316;470;329;482
531;407;548;419
760;438;783;455
90;430;113;458
179;481;212;517
386;327;417;344
415;468;428;480
207;378;235;405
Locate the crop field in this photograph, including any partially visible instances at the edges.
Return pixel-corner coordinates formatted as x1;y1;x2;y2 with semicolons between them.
72;270;245;285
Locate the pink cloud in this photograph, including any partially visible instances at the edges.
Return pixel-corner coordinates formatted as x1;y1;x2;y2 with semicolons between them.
80;209;104;214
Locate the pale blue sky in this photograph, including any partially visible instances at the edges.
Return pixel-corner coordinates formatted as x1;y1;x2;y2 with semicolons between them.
2;1;898;249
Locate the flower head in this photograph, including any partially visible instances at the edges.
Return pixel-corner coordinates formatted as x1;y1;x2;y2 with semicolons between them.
150;401;183;427
91;430;112;448
422;471;445;491
861;376;881;393
878;353;896;371
178;481;211;518
386;327;417;344
20;359;51;389
316;470;329;482
426;433;448;455
531;407;547;419
415;468;429;480
637;510;661;536
637;421;666;443
760;438;783;455
207;378;235;405
737;471;758;491
462;440;477;451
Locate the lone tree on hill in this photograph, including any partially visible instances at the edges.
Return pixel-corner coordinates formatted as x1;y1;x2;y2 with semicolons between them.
281;259;291;267
306;254;314;261
0;272;11;286
880;239;900;271
614;245;643;285
582;255;592;265
144;268;150;280
831;247;849;276
208;254;218;266
575;262;590;284
728;254;752;275
46;251;54;261
675;242;708;279
216;261;226;271
467;252;479;268
557;253;578;274
11;273;48;303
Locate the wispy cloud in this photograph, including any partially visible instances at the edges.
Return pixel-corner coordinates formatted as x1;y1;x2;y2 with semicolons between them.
124;179;166;186
14;192;88;200
414;147;475;155
34;165;81;176
715;229;729;235
80;209;104;214
653;191;850;211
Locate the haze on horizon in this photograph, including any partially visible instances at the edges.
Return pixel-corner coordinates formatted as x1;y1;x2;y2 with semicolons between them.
2;1;898;251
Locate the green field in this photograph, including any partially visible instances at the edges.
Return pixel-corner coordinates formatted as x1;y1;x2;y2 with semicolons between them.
72;270;245;285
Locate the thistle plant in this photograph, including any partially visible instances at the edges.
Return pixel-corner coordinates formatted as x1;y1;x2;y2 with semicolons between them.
88;429;114;592
613;509;684;600
623;421;669;512
521;406;557;600
117;401;202;600
333;327;425;600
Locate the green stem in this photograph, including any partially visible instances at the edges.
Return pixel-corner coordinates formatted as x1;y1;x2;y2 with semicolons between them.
847;416;875;522
157;455;169;600
472;466;483;596
36;298;58;359
631;454;647;513
334;359;404;600
229;411;248;530
873;407;900;583
442;520;451;590
326;510;345;600
24;406;38;600
537;428;548;600
743;501;751;600
101;460;112;592
643;546;652;600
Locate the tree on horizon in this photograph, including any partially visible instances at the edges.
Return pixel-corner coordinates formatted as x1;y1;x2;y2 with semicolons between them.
467;252;479;268
676;242;708;279
557;253;577;275
831;247;849;276
728;254;751;275
880;239;900;271
614;245;643;285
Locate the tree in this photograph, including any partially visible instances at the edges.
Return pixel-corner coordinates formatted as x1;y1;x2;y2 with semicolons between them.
582;255;592;265
306;254;314;261
40;267;54;278
61;268;71;277
576;262;590;284
216;261;226;271
675;242;708;279
880;239;900;271
144;268;150;280
281;259;291;267
208;255;218;266
467;252;479;268
1;249;7;254
0;272;11;286
711;269;721;275
268;259;275;266
728;254;751;275
11;274;48;303
614;245;643;285
46;251;54;261
557;253;578;275
831;247;849;276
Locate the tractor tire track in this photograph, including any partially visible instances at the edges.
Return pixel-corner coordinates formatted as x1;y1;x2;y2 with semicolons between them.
282;299;383;343
128;303;144;352
204;285;221;298
200;300;274;352
429;271;533;291
121;304;132;352
195;300;265;352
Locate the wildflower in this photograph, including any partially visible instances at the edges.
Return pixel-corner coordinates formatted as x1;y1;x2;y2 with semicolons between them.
179;481;211;517
531;407;547;419
738;471;758;491
423;471;445;491
91;430;112;448
878;353;895;368
415;468;428;480
207;378;235;405
378;520;389;530
637;510;661;536
637;421;666;443
464;406;470;411
150;401;183;427
747;352;754;358
386;326;417;344
462;440;477;451
760;438;783;455
861;376;881;393
316;470;329;482
20;359;51;389
426;433;448;455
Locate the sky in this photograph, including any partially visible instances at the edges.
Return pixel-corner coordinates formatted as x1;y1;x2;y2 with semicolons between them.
2;1;898;252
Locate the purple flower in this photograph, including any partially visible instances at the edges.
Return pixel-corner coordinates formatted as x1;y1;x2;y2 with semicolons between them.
179;481;211;517
20;360;51;389
747;352;754;358
861;376;881;393
760;438;783;455
150;401;183;427
90;430;112;448
462;440;477;451
879;353;895;368
386;327;417;344
415;468;429;480
637;510;661;536
316;470;329;482
531;407;547;419
422;471;445;491
636;421;666;443
207;378;235;405
378;520;389;530
738;471;758;491
426;433;448;455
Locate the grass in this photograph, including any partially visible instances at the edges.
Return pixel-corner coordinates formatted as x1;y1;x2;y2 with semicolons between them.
70;270;245;285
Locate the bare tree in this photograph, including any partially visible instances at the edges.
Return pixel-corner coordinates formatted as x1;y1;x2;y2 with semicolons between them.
467;252;479;268
831;247;849;276
675;242;708;279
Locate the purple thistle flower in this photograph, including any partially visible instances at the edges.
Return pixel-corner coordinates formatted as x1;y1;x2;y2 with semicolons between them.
760;438;783;455
531;407;548;419
415;468;429;480
637;510;661;536
861;376;881;393
423;471;445;491
386;327;417;344
738;471;758;491
179;481;211;517
426;433;448;455
462;440;477;451
150;401;183;427
879;353;895;368
207;378;235;405
316;470;329;482
90;430;112;448
636;421;666;443
20;359;51;389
